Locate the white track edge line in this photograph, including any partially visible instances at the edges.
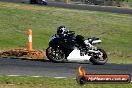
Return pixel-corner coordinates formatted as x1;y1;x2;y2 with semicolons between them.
7;75;20;77
54;77;67;79
7;75;67;79
31;76;42;78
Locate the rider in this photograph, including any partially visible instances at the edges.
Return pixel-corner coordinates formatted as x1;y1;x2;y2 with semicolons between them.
56;25;68;38
56;26;88;50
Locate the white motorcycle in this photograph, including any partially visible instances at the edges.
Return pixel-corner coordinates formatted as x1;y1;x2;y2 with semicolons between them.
46;31;108;65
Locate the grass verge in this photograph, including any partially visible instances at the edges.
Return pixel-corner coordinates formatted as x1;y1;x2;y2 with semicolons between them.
0;76;132;88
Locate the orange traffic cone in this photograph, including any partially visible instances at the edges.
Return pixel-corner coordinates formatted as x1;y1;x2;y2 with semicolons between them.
28;29;32;51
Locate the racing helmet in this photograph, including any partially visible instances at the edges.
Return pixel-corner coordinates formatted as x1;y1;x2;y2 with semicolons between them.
57;26;66;36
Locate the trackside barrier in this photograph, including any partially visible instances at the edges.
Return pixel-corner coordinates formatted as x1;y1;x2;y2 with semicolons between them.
28;29;32;50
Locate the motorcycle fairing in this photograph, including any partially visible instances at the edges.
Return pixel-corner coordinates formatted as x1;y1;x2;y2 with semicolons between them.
67;48;91;62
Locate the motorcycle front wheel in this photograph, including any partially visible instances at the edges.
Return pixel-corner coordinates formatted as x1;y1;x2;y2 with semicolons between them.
46;47;66;63
90;48;108;65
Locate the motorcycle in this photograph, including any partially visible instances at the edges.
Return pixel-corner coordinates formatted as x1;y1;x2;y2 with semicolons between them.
30;0;47;5
46;31;108;65
40;0;47;5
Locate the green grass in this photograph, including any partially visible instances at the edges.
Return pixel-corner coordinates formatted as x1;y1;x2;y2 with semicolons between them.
125;0;132;2
0;76;131;88
0;1;132;63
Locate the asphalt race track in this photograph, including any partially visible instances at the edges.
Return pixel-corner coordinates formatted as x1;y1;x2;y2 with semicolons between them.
47;2;132;14
1;0;132;14
0;58;132;79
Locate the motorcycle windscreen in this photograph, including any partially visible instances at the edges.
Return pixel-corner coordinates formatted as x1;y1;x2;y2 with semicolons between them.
67;49;91;62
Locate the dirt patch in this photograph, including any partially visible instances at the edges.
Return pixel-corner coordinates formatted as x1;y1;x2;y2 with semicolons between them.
0;49;47;59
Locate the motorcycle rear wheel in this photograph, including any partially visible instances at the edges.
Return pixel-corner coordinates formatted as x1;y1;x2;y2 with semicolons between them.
90;48;108;65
